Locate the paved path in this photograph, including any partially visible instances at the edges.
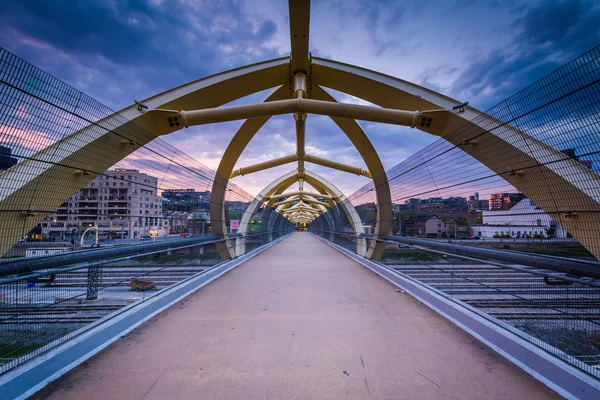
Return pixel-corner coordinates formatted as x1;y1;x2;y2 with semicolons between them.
32;232;558;400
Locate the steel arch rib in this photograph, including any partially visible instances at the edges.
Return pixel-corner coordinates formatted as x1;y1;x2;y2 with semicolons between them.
235;170;365;256
209;85;290;259
0;57;290;256
310;85;392;260
311;57;600;260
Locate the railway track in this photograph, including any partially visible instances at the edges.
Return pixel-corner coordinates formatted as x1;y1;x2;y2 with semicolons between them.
0;265;213;327
390;263;600;323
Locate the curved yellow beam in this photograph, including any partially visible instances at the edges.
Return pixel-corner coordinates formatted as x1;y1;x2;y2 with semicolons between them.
209;85;289;259
0;57;290;256
312;57;600;259
310;86;393;260
235;169;365;256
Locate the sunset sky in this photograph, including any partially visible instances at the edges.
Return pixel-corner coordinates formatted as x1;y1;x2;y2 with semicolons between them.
1;0;599;196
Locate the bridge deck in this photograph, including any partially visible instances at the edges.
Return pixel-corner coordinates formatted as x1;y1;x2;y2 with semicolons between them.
32;232;557;399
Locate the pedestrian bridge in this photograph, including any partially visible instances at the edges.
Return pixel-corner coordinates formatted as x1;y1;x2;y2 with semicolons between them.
1;0;600;398
23;233;558;400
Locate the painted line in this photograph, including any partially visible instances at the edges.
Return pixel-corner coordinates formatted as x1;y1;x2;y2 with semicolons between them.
312;233;600;400
0;234;291;400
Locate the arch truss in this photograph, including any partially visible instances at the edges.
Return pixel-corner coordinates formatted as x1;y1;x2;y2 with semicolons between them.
235;169;366;256
1;0;600;262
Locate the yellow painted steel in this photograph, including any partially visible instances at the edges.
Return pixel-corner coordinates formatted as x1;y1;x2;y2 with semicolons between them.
3;0;597;262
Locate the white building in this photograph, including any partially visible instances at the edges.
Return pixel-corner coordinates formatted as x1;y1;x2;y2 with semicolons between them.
471;198;567;239
41;169;168;239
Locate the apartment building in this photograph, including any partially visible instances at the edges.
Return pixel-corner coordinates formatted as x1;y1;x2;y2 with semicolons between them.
41;168;167;239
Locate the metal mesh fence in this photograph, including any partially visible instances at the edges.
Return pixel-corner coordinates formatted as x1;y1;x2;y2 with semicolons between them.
347;45;600;263
0;47;295;375
311;45;600;379
0;47;263;260
0;231;289;375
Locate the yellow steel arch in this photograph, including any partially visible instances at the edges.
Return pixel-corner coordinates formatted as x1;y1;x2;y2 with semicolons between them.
1;0;599;262
235;169;365;256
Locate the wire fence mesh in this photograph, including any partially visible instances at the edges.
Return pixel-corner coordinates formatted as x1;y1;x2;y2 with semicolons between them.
0;46;276;261
311;45;600;379
0;231;290;374
0;47;294;375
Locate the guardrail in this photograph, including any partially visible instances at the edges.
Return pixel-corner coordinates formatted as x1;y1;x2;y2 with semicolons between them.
0;230;289;375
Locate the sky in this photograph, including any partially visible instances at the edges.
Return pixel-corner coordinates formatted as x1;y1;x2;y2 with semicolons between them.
1;0;599;196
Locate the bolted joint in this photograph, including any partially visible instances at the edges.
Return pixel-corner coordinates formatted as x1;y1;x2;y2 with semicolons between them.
562;210;577;218
508;169;524;177
75;169;92;177
293;112;307;122
166;115;182;129
120;139;136;147
22;210;37;217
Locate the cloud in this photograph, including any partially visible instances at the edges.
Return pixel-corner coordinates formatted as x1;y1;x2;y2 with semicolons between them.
447;0;600;108
2;0;597;199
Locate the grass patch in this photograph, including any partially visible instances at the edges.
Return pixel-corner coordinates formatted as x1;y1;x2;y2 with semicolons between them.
0;327;73;360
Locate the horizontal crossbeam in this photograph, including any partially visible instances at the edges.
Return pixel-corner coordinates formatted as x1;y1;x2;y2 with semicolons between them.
177;98;421;128
230;154;299;178
265;190;335;201
304;154;371;178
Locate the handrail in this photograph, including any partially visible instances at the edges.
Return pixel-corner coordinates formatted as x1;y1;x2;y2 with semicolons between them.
0;230;287;279
310;229;600;281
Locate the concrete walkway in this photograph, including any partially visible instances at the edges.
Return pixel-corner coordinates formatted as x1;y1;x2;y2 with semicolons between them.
32;232;558;399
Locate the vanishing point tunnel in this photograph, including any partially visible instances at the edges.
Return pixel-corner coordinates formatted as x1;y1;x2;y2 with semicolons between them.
1;1;600;399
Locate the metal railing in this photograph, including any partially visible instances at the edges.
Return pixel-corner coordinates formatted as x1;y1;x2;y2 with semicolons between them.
0;230;289;375
310;229;600;379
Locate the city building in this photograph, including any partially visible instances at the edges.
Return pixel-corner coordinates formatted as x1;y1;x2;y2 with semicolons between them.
471;198;567;238
166;211;191;234
187;210;210;235
488;192;526;211
224;200;249;212
403;198;420;210
416;215;448;237
162;189;211;213
468;193;489;210
40;168;166;239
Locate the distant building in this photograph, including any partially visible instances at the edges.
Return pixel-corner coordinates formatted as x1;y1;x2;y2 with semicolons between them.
472;198;567;239
187;211;210;235
167;211;191;234
0;145;18;172
224;200;249;212
416;215;448;237
162;189;210;202
404;198;420;210
41;168;166;239
468;193;489;211
489;192;525;211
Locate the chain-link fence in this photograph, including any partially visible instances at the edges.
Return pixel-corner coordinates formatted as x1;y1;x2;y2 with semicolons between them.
0;230;290;375
310;45;600;380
